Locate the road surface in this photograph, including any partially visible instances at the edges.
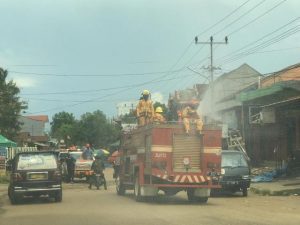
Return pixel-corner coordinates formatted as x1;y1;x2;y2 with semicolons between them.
1;182;299;225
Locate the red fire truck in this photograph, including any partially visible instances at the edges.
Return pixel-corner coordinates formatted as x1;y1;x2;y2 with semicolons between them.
115;122;222;203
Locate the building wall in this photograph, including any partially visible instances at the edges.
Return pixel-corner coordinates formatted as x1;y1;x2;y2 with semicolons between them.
116;101;138;117
19;117;45;136
261;66;300;88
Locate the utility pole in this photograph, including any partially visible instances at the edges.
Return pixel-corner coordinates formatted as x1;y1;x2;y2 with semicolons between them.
194;36;228;114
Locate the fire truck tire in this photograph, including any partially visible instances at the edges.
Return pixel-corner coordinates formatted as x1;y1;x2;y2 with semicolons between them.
134;174;143;202
116;177;125;195
187;189;208;203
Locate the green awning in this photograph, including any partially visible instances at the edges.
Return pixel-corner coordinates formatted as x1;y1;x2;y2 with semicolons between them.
239;85;283;102
0;134;17;147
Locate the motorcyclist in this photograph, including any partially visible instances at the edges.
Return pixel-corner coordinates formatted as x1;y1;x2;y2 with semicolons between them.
89;154;107;190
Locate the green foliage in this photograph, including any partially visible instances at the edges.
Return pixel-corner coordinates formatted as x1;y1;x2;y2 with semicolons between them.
0;171;9;183
50;110;121;148
50;111;77;146
120;111;136;124
0;68;27;140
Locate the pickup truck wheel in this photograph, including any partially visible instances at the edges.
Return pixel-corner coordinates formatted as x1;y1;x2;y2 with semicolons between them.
134;174;143;202
116;177;125;195
9;188;19;205
55;190;62;202
242;187;248;197
197;197;208;203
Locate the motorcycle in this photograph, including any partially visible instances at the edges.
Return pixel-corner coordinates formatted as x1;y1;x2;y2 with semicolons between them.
90;172;107;190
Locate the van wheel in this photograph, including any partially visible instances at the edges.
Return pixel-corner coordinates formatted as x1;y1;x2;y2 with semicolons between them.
55;190;62;202
242;187;248;197
116;177;125;195
134;173;143;202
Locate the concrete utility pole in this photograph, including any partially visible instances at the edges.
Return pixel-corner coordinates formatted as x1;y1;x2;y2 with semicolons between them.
194;36;228;114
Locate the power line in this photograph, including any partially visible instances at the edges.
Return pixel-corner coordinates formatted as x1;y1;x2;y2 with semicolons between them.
212;0;266;36
221;25;300;65
8;68;184;77
196;0;251;37
185;1;251;69
22;69;195;96
216;17;300;63
227;0;288;36
24;73;199;114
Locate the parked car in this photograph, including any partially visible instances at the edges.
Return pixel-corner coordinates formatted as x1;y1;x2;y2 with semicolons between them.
213;150;251;196
7;151;62;204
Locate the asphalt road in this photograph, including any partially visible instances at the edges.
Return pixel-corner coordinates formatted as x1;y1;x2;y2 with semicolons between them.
1;180;300;225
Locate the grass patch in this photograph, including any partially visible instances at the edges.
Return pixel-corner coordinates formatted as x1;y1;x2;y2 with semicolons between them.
0;170;9;184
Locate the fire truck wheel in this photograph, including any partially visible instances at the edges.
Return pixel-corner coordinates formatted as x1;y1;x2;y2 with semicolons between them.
134;174;143;202
187;189;208;203
116;177;125;195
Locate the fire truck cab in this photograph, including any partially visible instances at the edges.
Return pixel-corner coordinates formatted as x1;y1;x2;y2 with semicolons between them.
115;122;222;203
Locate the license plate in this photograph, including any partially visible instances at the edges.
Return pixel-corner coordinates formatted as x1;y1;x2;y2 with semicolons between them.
28;173;47;180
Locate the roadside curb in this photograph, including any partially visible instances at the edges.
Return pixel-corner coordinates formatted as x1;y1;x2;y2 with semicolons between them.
250;186;300;196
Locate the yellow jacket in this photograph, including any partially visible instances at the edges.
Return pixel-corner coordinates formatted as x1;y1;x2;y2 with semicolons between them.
153;113;166;123
136;99;154;118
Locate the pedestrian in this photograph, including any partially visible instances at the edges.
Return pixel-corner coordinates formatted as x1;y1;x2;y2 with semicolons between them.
82;143;94;160
136;90;154;126
66;153;76;183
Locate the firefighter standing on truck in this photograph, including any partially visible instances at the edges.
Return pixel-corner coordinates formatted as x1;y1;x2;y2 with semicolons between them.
136;90;154;126
182;104;203;135
153;106;166;123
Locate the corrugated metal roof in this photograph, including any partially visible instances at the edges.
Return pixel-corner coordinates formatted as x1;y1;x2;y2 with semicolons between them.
24;115;49;122
239;80;300;102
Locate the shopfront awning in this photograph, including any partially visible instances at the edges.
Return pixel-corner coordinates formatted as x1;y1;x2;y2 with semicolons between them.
0;135;17;147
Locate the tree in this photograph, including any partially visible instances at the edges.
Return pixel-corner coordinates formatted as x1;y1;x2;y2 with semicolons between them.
0;68;27;139
77;110;121;148
120;110;136;124
50;111;77;146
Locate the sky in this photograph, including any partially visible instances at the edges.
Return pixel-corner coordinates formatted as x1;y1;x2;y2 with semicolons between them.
0;0;299;121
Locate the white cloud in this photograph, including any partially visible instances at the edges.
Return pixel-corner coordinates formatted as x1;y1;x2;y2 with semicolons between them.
13;77;37;88
151;92;165;103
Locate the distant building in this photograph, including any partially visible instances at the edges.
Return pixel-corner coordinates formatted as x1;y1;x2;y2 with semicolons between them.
17;115;49;147
116;101;138;117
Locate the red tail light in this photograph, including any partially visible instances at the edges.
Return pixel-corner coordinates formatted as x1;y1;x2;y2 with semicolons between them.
12;172;23;181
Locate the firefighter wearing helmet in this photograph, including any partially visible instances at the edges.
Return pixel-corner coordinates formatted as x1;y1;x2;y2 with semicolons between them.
153;106;166;123
181;103;203;135
136;90;154;126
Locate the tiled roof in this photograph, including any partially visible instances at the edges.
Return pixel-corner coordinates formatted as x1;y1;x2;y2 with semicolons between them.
25;115;49;122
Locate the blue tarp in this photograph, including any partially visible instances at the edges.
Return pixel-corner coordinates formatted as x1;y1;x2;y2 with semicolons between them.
251;171;277;182
251;167;287;182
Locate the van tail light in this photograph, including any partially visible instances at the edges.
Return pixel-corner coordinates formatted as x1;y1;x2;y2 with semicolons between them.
53;170;61;180
13;172;23;181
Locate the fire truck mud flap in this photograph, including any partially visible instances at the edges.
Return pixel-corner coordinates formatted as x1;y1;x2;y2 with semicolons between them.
140;186;158;197
193;188;210;197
